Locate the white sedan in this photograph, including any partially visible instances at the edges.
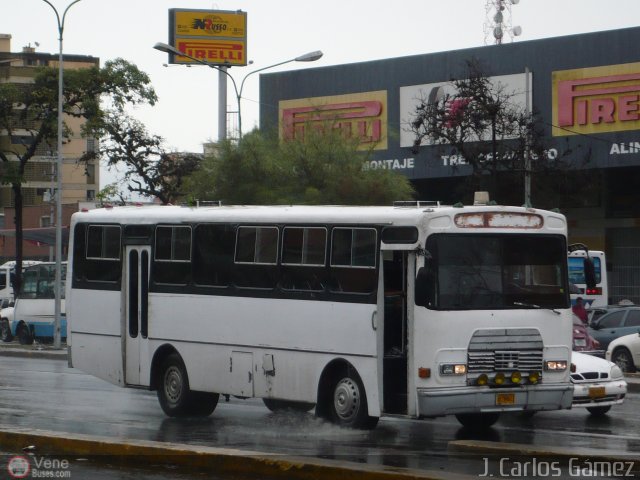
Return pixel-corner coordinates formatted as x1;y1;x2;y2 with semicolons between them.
606;332;640;373
571;351;627;416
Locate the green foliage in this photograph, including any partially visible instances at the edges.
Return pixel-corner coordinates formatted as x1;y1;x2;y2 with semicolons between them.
184;128;414;206
0;58;158;290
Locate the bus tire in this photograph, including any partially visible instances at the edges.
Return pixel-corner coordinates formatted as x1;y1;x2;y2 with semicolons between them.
455;412;500;429
157;353;195;417
188;391;219;416
263;398;315;413
329;373;379;429
17;323;33;345
0;318;13;342
586;405;611;416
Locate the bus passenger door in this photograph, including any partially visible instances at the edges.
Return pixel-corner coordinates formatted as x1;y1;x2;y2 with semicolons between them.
382;250;408;414
125;246;151;386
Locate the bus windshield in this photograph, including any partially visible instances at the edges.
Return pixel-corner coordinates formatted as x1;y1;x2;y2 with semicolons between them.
424;234;569;310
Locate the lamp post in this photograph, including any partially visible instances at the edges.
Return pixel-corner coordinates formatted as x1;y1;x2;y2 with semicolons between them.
153;42;322;139
41;0;82;349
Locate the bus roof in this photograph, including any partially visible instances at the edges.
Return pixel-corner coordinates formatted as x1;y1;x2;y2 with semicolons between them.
71;204;567;230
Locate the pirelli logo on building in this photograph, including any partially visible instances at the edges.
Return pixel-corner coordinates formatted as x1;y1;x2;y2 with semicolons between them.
279;91;388;150
553;62;640;136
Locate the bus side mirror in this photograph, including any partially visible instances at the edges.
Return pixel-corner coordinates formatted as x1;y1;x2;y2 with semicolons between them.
583;257;597;290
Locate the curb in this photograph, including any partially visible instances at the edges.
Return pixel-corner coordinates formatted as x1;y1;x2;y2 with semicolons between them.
449;440;640;470
0;427;474;480
0;347;66;361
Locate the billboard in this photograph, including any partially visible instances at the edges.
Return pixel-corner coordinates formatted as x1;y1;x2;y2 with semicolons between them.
168;9;247;66
399;72;533;148
553;62;640;137
279;91;388;150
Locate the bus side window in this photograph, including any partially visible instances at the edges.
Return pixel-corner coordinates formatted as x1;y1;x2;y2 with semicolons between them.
153;225;192;285
329;227;377;294
234;226;279;289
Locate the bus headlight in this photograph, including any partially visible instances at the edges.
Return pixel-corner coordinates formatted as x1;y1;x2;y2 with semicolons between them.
494;372;506;385
544;360;568;371
510;371;522;384
440;364;467;375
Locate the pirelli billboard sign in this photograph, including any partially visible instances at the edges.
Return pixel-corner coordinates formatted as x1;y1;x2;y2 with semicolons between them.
279;91;388;150
168;9;247;66
553;62;640;136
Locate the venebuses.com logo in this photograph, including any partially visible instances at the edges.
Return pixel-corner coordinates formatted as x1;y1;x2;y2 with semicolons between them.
6;455;71;478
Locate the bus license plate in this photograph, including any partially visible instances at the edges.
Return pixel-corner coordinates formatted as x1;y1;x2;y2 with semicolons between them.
496;393;515;405
588;386;606;398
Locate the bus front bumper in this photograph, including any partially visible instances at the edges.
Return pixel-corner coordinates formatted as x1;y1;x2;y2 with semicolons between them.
416;383;573;417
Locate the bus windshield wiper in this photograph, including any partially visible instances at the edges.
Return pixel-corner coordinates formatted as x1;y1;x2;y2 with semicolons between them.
513;301;561;315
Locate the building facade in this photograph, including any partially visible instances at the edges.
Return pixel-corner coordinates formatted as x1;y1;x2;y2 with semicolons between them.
259;27;640;304
0;34;99;261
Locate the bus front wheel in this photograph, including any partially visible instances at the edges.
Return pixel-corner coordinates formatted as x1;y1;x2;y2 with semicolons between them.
329;373;378;429
157;353;218;417
455;412;500;429
0;319;13;342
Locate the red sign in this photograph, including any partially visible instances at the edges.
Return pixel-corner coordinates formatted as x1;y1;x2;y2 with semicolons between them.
175;40;244;65
553;63;640;136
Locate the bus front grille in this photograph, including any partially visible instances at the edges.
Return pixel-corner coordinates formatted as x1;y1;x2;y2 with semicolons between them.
467;328;544;373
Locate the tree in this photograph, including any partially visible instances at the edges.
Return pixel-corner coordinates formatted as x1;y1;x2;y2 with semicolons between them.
184;127;415;206
0;58;156;292
86;112;201;205
409;59;586;206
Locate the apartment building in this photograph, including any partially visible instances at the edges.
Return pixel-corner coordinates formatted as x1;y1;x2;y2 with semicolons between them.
0;33;100;260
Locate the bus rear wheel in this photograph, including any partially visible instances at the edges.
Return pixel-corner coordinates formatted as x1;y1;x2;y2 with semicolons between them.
157;353;218;417
17;323;33;345
455;412;500;429
263;398;315;413
329;373;378;429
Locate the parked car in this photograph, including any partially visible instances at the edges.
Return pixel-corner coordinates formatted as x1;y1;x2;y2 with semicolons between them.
570;351;627;416
588;306;640;351
606;332;640;373
586;302;635;325
572;314;603;356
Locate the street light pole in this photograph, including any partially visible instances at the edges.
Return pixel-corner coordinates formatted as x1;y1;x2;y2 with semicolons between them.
41;0;82;349
153;43;322;139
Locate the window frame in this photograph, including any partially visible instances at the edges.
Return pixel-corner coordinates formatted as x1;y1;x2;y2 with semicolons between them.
281;226;328;267
85;224;122;261
154;225;192;263
234;226;280;266
330;227;378;270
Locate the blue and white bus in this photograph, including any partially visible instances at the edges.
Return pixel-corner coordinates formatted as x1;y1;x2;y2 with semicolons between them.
67;202;574;430
568;245;608;308
4;262;66;344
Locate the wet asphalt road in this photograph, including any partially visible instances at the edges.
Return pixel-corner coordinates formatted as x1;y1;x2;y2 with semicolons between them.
1;356;639;477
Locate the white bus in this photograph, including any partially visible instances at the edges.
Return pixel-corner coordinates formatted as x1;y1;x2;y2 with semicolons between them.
67;202;573;429
3;262;67;344
568;245;607;308
0;260;42;304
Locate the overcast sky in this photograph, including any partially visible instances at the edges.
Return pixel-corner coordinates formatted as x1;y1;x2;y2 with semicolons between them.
3;0;640;188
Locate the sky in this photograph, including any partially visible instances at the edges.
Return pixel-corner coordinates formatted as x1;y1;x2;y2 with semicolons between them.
3;0;640;189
